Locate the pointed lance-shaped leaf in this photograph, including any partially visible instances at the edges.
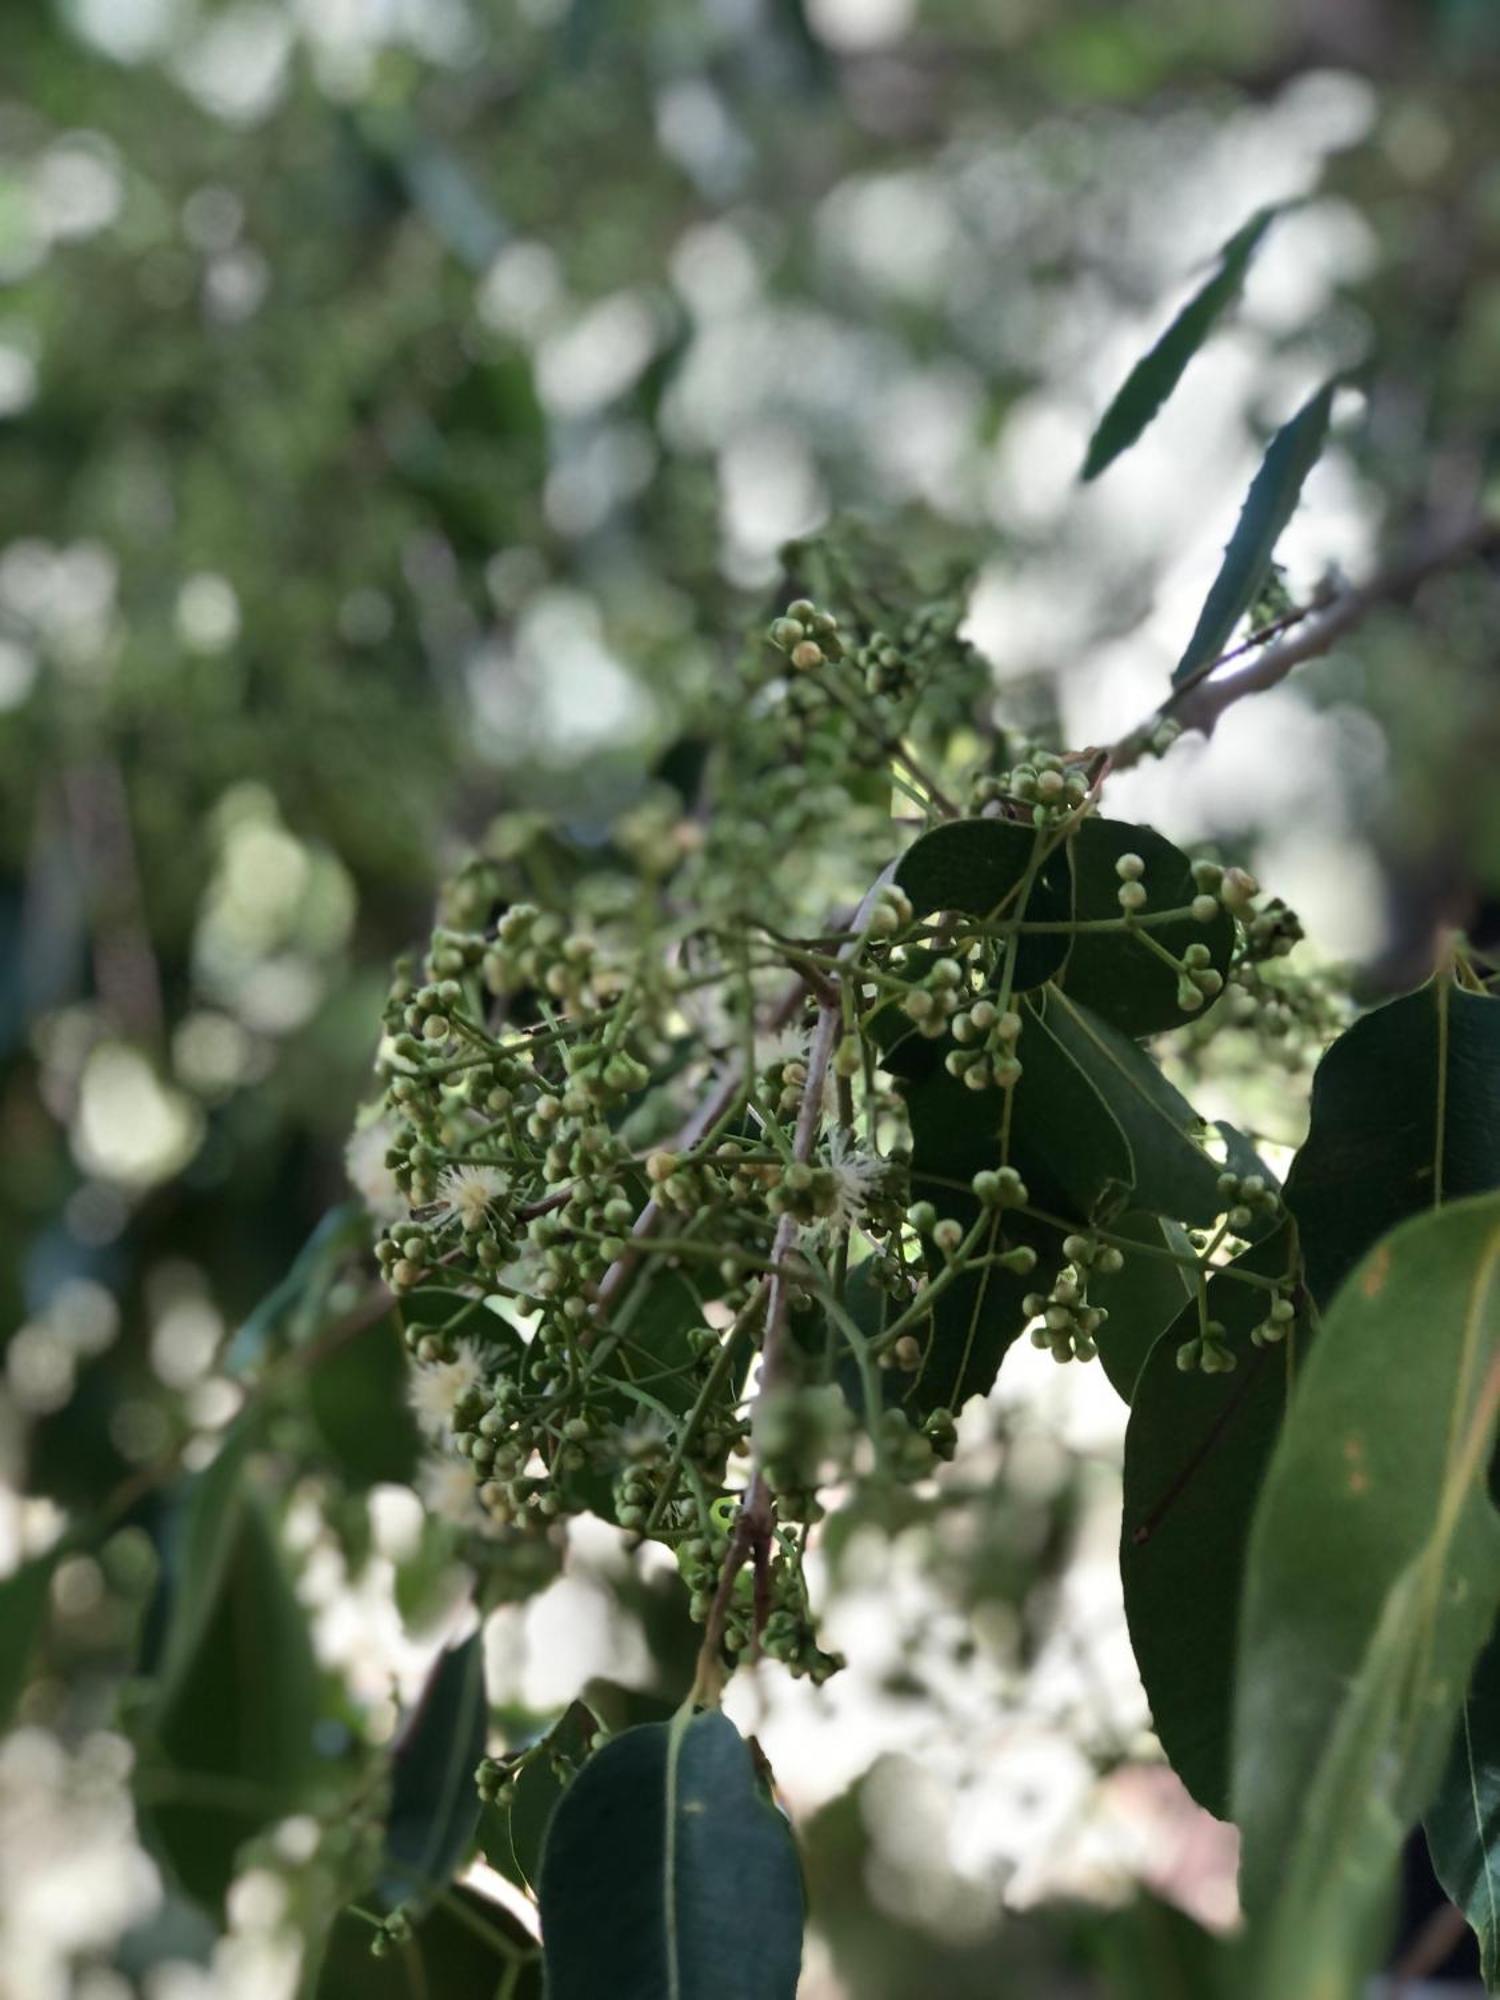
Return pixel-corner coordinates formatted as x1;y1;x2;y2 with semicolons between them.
1232;1194;1500;1999
1172;380;1335;688
1081;205;1282;482
539;1708;803;2000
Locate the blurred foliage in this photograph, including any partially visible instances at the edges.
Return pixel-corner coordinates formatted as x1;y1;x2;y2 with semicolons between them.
1;0;1499;1994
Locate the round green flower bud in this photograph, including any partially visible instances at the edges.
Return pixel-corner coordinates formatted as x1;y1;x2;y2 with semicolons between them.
1191;895;1219;924
769;616;804;650
906;1201;937;1234
1117;880;1148;913
932;1217;964;1255
1115;853;1146;882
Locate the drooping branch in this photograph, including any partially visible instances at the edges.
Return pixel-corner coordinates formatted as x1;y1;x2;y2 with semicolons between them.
1111;513;1499;771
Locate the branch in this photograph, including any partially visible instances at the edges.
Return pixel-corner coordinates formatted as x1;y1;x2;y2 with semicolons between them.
692;867;895;1699
1111;514;1500;772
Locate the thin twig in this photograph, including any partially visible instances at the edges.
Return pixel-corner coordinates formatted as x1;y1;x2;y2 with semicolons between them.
1111;514;1499;771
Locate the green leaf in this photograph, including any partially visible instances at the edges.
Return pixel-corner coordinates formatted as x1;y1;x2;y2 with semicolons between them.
305;1308;421;1488
1088;1890;1245;1999
894;817;1072;991
0;1550;58;1729
1010;989;1222;1223
1081;206;1281;482
142;1488;322;1913
1172;381;1335;687
228;1204;368;1374
1287;977;1500;1307
539;1708;803;2000
1120;1224;1299;1813
1089;1211;1196;1402
480;1699;599;1895
1426;1621;1500;1989
1232;1193;1500;1997
900;1064;1066;1413
380;1631;488;1915
311;1887;540;1999
1059;818;1235;1037
150;1419;260;1707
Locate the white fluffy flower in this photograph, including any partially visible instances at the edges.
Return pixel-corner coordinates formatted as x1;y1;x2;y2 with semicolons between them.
417;1453;490;1533
825;1128;885;1234
343;1113;404;1224
405;1338;487;1438
432;1164;508;1233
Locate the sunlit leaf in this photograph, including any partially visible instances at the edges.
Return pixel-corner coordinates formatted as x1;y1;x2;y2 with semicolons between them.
1233;1194;1500;1998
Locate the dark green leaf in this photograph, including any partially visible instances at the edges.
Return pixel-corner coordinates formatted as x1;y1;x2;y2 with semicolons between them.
1232;1193;1500;1996
480;1699;599;1895
901;1064;1066;1413
1082;206;1281;482
1120;1224;1300;1813
1089;1211;1196;1402
1426;1620;1500;1989
895;817;1072;991
151;1419;260;1707
539;1708;803;2000
1172;381;1335;687
380;1631;488;1915
1011;990;1221;1223
1059;818;1234;1036
0;1550;58;1729
1287;977;1500;1307
311;1886;540;1999
228;1204;368;1374
305;1308;421;1488
1088;1891;1245;1999
143;1490;322;1913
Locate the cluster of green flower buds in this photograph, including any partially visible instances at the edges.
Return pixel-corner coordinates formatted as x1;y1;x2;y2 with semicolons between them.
767;598;845;674
900;954;969;1039
857;629;912;699
1250;1295;1298;1347
1025;1231;1121;1363
991;748;1093;826
1214;1167;1281;1236
1176;1319;1236;1374
369;1908;414;1958
945;998;1024;1091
